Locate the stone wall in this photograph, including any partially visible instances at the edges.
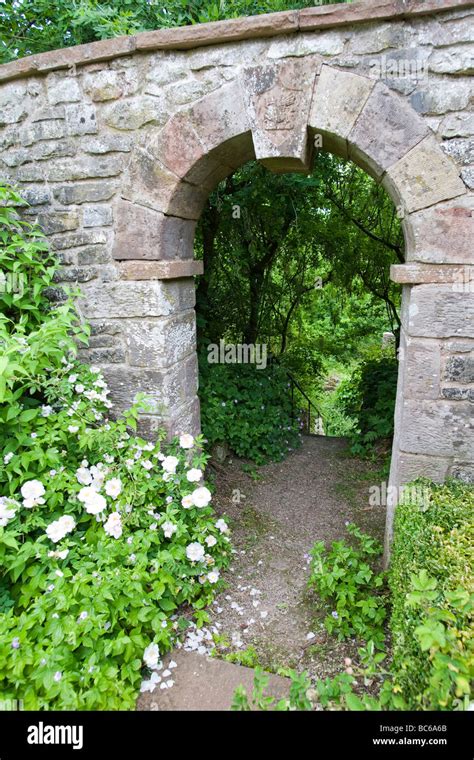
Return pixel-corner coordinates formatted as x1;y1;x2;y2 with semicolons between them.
0;0;473;549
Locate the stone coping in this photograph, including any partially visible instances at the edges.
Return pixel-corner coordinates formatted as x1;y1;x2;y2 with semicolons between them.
0;0;473;84
118;260;204;280
391;263;474;284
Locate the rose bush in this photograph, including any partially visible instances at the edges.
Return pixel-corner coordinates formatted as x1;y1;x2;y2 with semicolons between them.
0;185;231;709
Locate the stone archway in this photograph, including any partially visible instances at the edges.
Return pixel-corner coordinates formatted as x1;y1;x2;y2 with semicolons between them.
0;0;473;554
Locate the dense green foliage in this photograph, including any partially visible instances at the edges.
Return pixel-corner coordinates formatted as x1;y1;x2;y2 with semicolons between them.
309;523;387;647
0;186;230;708
0;0;348;63
199;356;301;464
331;349;398;454
389;481;473;710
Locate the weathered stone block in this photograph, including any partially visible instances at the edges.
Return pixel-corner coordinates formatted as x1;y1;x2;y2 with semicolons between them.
309;66;374;158
439;111;474;138
20;119;66;145
188;80;250;155
20;186;52;206
384;135;466;213
53;265;98;282
78;279;195;318
121;148;206;219
79;346;126;364
444;354;474;383
53;180;118;205
347;21;407;54
47;76;81;105
267;30;344;57
405;195;474;264
123;311;196;368
112;199;196;259
118;260;203;279
147;111;206;179
65;103;98;136
241;59;318;173
348;82;429;178
102;356;196;415
402;339;440;400
83;70;123;101
428;44;474;75
82;204;113;227
17;155;123;182
395;452;449;484
104;96;167;130
76;245;111;265
399;399;474;459
441;387;474;401
51;229;108;250
441;137;474;166
81;135;132;154
461;166;474;188
36;211;79;235
449;462;474;483
0;84;29;126
406;285;474;339
32;105;65;122
410;80;472;115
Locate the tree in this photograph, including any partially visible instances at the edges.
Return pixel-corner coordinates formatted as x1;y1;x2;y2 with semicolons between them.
195;154;403;357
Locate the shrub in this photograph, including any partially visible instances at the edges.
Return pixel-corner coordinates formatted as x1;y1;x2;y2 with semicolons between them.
0;186;231;709
389;480;473;710
309;523;387;648
199;359;301;464
334;350;398;455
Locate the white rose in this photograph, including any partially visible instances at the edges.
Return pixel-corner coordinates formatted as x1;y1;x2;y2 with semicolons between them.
0;497;17;527
191;486;212;508
21;479;45;508
143;643;160;670
205;535;217;547
58;515;75;533
76;467;92;486
77;487;107;514
142;459;153;471
162;521;177;539
215;518;229;534
186;468;202;483
186;542;205;563
179;434;194;449
105;478;122;499
68;425;79;433
46;515;75;543
207;570;220;584
21;480;45;501
104;512;122;539
162;456;179;474
181;494;194;509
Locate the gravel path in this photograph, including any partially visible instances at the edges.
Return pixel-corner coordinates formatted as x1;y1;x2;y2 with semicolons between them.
207;435;386;679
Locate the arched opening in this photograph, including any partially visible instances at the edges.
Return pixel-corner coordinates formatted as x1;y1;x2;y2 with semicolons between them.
190;147;403;677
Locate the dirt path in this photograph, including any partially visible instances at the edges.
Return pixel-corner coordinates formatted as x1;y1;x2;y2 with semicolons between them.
207;435;386;681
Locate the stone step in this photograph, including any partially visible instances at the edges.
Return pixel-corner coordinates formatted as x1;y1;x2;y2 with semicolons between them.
137;650;290;711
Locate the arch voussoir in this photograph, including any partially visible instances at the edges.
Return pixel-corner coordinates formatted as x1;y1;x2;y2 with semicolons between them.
383;135;466;214
347;81;430;180
309;65;375;159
